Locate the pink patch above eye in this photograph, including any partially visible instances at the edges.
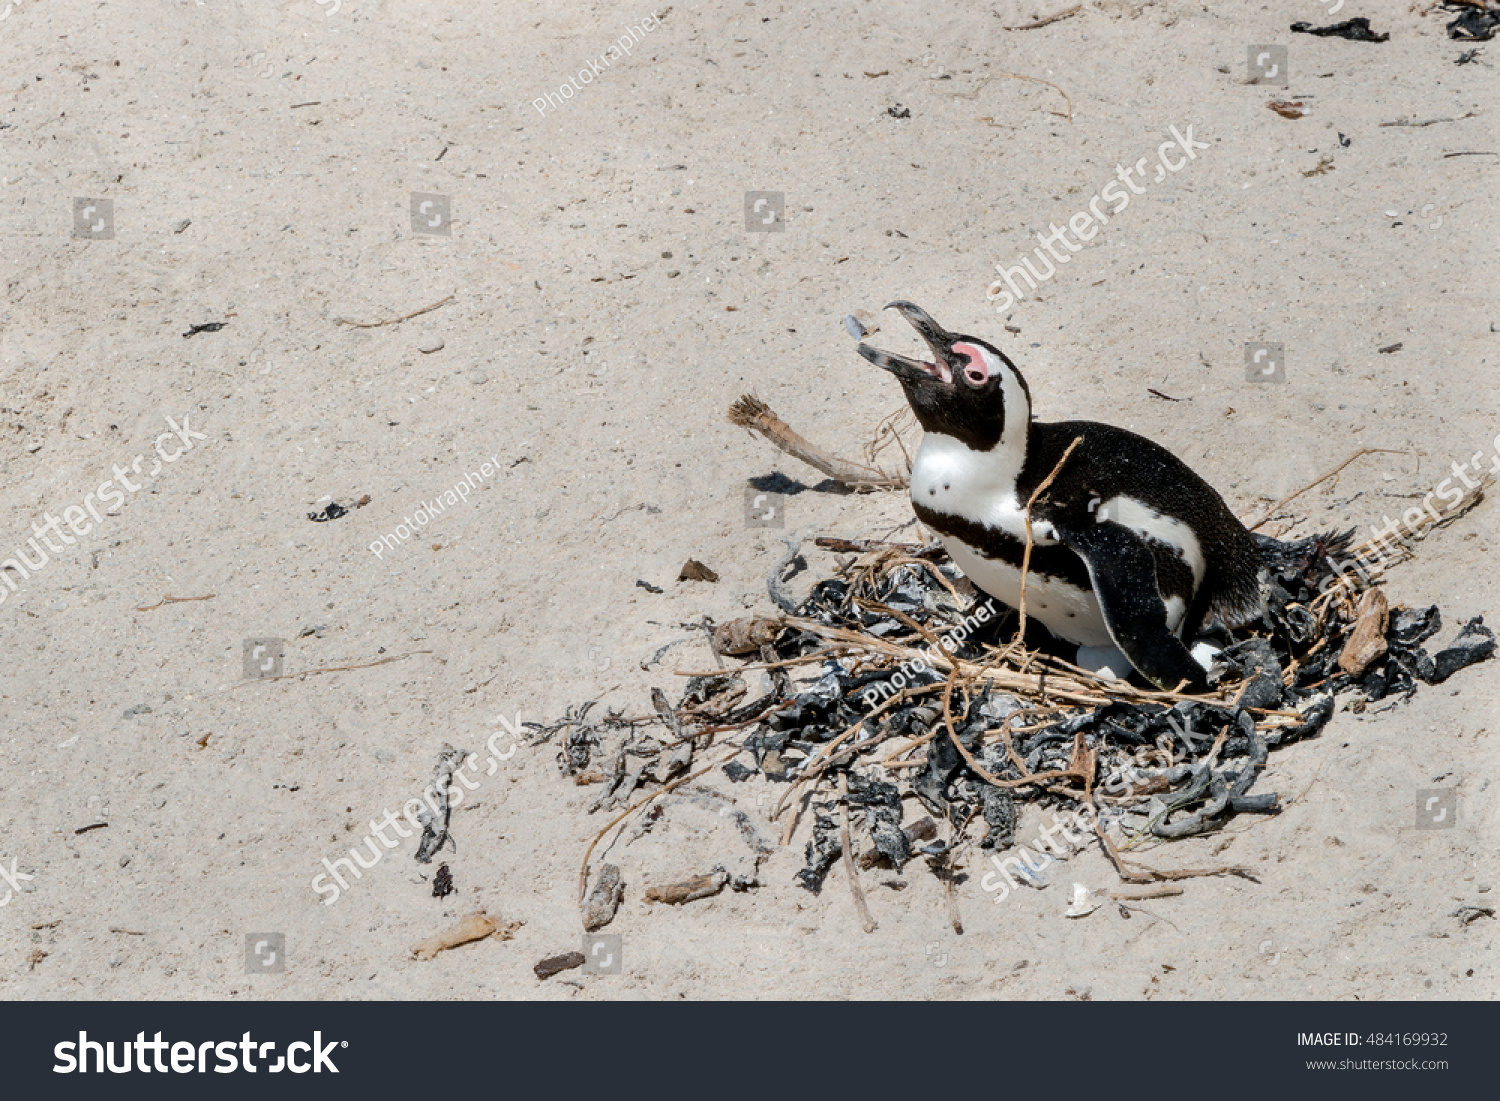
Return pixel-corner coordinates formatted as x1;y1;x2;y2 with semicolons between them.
952;342;990;385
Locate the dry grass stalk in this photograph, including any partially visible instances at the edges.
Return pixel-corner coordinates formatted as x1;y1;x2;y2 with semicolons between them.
839;773;878;933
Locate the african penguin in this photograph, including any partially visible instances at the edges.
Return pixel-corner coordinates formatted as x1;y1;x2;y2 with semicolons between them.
858;301;1263;693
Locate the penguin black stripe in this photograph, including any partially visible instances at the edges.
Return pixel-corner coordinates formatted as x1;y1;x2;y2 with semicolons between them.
912;501;1094;591
858;301;1264;692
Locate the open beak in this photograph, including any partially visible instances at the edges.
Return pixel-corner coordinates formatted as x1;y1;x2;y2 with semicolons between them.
857;300;955;385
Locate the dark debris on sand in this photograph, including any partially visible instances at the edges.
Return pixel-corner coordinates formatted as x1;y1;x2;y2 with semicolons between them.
544;488;1493;909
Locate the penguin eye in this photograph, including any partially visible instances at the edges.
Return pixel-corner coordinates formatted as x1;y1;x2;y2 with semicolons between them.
963;366;988;386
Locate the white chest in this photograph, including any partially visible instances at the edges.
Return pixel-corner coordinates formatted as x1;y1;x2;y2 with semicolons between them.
910;433;1057;543
911;432;1105;642
909;433;1197;648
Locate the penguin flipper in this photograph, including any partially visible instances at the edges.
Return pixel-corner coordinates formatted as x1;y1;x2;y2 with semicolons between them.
1052;517;1209;693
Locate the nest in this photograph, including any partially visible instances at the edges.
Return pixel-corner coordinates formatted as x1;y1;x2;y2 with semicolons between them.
547;473;1495;928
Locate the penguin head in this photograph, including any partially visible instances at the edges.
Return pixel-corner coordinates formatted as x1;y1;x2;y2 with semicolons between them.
858;301;1030;451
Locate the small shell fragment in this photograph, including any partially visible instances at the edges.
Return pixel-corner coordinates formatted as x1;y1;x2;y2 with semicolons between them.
843;314;867;340
1064;883;1101;918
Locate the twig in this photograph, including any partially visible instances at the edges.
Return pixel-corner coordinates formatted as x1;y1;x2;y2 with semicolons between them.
135;593;216;612
988;72;1073;122
839;774;878;933
1240;447;1405;530
938;671;1093;791
814;537;924;554
577;750;737;902
998;4;1081;30
1107;885;1183;901
1090;803;1256;885
223;650;431;692
1379;111;1478;127
727;394;905;489
1016;436;1083;648
1322;473;1490;598
862;406;917;475
943;76;994;101
676;648;858;677
335;294;455;329
945;877;965;933
657;701;785;750
1442;151;1498;158
1118;903;1179;930
775;617;1219;709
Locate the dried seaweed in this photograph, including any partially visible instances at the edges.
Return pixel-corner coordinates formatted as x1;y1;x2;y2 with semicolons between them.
552;476;1493;921
795;811;843;893
414;745;467;864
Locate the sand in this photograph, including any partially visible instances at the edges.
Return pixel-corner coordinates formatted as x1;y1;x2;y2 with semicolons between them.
1;0;1495;1000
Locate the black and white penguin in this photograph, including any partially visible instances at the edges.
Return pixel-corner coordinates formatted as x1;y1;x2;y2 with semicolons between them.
858;301;1263;693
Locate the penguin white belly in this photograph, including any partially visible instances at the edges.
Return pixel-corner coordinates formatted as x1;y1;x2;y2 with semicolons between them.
911;432;1195;652
939;533;1115;648
911;434;1114;647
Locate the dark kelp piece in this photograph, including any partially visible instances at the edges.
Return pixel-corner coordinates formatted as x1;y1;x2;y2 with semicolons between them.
1290;17;1390;42
845;773;910;868
1449;7;1500;41
722;759;755;783
795;812;843;893
1428;617;1496;683
1389;604;1442;647
979;785;1016;850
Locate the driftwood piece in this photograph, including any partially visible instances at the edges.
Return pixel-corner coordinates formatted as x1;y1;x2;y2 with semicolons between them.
534;951;586;980
728;394;905;489
581;863;625;931
410;911;521;961
1338;588;1389;676
643;867;729;905
1107;885;1185;901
